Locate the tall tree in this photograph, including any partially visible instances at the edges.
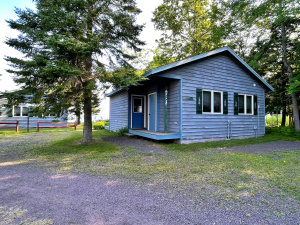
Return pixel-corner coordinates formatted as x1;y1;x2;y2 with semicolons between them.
152;0;225;62
5;0;145;143
223;0;300;131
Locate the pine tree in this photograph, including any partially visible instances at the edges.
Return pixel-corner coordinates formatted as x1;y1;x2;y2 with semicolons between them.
5;0;145;143
222;0;300;131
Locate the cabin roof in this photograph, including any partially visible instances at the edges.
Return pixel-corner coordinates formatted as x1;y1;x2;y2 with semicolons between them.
106;46;274;97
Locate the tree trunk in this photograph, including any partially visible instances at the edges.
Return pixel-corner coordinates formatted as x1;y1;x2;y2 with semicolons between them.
75;106;81;125
82;3;94;143
83;88;93;143
281;106;286;127
75;112;81;125
281;78;287;127
281;21;300;131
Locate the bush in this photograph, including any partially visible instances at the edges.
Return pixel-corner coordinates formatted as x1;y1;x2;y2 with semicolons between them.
104;120;109;126
93;121;105;130
52;119;60;123
265;126;300;137
117;127;128;136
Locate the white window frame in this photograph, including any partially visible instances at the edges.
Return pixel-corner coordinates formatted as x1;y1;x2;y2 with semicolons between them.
202;90;223;114
238;94;254;115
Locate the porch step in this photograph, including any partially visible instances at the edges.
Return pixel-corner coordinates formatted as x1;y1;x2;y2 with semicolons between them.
124;133;136;137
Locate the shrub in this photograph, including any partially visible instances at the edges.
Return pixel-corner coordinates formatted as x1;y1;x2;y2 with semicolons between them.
93;121;105;130
117;127;128;136
104;120;109;126
265;126;300;137
52;119;60;123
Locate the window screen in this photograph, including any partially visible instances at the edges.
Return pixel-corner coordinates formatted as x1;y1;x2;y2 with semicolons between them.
238;95;244;114
203;91;211;112
214;92;221;113
14;107;21;116
246;96;252;114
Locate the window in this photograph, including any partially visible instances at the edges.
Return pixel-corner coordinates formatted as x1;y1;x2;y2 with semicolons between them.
14;107;21;116
202;90;223;114
214;92;221;113
238;94;253;115
133;98;143;113
238;95;244;114
203;91;211;112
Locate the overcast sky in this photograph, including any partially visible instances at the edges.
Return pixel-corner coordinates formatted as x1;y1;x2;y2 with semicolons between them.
0;0;163;119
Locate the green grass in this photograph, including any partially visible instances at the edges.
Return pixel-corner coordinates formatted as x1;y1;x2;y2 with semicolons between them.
265;115;290;127
161;133;300;152
0;127;79;135
0;205;53;225
27;129;120;172
1;127;300;204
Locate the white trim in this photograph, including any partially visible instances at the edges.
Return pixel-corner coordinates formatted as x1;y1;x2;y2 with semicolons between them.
202;89;223;114
238;94;254;115
131;95;146;128
147;92;157;131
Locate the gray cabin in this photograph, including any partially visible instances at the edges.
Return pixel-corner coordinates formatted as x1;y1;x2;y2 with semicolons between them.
106;47;274;144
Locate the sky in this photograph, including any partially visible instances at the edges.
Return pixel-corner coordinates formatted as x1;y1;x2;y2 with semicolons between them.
0;0;163;119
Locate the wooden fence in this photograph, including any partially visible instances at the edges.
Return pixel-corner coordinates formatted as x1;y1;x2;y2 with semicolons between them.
0;121;19;132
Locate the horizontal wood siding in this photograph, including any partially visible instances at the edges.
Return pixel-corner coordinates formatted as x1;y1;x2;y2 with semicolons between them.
157;81;180;133
157;53;266;143
167;80;180;133
158;84;164;132
109;91;128;132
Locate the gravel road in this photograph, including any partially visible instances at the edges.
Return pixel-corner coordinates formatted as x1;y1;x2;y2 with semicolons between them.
1;134;300;225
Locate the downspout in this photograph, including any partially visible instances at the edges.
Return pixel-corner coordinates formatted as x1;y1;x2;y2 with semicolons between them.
227;120;231;140
227;120;230;140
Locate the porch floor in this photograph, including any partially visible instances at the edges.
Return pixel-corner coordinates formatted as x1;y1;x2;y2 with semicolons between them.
129;129;180;140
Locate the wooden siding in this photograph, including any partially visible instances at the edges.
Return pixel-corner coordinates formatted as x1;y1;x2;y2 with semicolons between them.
158;84;164;132
157;81;180;133
167;80;180;133
157;52;267;143
109;91;128;132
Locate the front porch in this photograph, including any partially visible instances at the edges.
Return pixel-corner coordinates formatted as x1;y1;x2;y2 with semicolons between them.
129;129;180;140
128;75;182;140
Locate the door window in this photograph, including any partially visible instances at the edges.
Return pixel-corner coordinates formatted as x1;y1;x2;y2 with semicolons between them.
133;98;143;113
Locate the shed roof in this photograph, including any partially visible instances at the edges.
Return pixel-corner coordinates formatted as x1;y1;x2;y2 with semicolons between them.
106;46;274;97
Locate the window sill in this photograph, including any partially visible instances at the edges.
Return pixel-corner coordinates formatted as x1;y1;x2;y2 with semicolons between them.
202;112;223;115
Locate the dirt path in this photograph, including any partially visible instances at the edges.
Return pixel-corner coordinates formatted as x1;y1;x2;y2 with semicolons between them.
102;136;167;154
1;164;300;225
213;140;300;154
1;135;300;224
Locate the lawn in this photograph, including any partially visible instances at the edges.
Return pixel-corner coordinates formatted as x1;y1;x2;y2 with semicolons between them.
1;127;300;206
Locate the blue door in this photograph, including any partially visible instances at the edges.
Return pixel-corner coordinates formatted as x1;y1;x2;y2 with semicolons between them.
132;96;144;128
149;93;156;131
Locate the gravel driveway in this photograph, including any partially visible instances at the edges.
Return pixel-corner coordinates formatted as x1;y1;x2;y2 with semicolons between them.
1;134;300;225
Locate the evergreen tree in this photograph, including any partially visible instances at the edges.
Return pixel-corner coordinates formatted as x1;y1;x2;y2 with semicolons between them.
5;0;145;143
223;0;300;131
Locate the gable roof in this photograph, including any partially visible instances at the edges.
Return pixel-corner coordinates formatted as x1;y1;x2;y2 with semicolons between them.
106;46;274;97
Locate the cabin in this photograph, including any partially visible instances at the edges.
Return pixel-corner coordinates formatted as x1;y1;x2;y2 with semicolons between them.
0;93;69;129
106;47;274;144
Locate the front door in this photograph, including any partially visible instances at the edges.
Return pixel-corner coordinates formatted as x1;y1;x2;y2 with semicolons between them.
132;96;144;129
148;92;157;131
